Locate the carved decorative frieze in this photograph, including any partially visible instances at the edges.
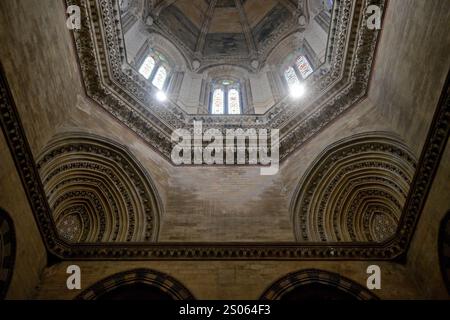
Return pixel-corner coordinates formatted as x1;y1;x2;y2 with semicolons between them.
67;0;385;162
291;133;417;243
36;134;163;243
1;9;449;260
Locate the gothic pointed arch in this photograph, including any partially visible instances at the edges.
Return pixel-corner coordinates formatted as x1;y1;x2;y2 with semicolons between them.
291;132;417;242
0;208;16;299
439;210;450;295
260;269;378;300
36;133;163;243
76;268;195;300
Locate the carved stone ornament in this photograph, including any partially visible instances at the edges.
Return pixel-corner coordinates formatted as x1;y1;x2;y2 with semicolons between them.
36;134;163;243
290;133;417;243
0;4;449;260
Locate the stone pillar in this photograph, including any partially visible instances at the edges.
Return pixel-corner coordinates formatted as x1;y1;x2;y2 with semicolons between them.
167;71;185;101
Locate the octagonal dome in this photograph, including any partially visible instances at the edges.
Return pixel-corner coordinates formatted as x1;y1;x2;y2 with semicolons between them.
72;0;383;162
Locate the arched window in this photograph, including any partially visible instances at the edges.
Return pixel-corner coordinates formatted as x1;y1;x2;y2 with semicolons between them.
138;51;170;92
295;55;314;79
152;66;168;90
284;55;314;90
209;80;242;115
284;66;301;91
138;56;156;80
228;88;241;115
212;88;225;115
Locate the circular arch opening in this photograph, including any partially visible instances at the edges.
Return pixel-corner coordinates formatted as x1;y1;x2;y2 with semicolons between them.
77;268;195;300
260;269;378;301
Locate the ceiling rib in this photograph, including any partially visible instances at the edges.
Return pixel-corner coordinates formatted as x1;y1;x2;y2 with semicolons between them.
153;0;179;16
195;0;218;56
234;0;257;56
279;0;299;14
298;0;310;23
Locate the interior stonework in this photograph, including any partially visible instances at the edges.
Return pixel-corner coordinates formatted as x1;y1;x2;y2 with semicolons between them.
0;0;449;300
119;0;331;114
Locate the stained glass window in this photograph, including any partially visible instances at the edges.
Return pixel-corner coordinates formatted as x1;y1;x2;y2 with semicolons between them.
138;56;155;79
284;66;300;90
295;55;314;79
228;89;241;115
138;51;171;95
152;66;167;90
212;88;225;114
209;80;243;114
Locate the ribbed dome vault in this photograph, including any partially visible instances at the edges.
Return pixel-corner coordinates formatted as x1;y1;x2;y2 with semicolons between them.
123;0;313;67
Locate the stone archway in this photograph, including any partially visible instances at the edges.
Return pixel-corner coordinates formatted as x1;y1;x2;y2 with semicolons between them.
260;269;378;300
77;268;195;300
37;133;163;243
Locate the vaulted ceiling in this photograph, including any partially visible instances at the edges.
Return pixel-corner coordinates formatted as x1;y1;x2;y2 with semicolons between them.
1;0;449;263
75;0;381;161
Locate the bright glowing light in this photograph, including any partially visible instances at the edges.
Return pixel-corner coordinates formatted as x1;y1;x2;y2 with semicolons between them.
138;56;155;79
289;84;306;98
156;91;167;101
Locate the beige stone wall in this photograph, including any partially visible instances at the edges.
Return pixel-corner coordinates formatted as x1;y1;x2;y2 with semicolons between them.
0;0;449;300
369;0;450;155
54;85;392;242
370;0;450;299
36;260;420;300
406;139;450;299
0;131;47;299
0;0;78;298
52;94;173;223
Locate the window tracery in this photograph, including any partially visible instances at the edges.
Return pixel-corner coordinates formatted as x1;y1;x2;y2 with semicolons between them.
209;80;242;115
138;51;170;91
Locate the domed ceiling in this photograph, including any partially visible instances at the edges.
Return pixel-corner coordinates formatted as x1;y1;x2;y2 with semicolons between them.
69;0;384;161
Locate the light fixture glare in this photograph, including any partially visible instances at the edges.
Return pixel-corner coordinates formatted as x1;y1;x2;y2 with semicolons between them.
290;83;306;99
156;91;167;102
